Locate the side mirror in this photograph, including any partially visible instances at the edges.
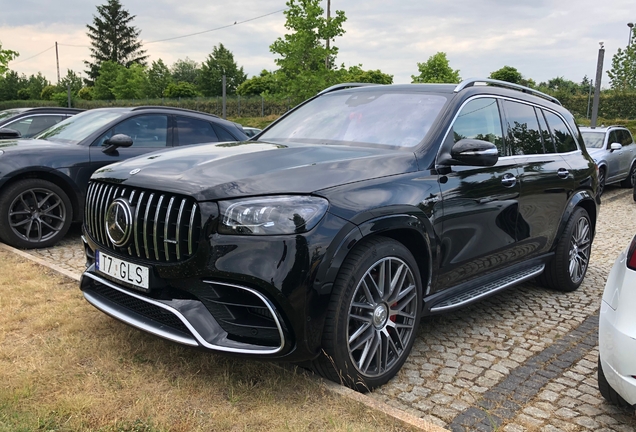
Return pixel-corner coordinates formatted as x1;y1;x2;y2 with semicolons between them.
102;134;133;153
450;139;499;167
610;142;622;151
0;128;21;139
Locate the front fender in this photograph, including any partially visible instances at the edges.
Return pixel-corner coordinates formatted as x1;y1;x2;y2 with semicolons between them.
553;191;598;250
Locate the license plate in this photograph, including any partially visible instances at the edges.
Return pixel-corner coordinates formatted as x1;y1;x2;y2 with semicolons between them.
95;250;150;290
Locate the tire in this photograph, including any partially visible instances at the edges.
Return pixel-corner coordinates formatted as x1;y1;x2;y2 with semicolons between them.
598;356;631;408
312;236;423;392
536;207;591;292
620;163;636;188
598;167;606;196
0;179;72;249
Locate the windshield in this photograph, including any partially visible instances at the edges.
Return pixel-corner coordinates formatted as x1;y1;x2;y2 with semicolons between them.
0;109;25;122
581;131;605;149
35;110;125;144
259;91;448;148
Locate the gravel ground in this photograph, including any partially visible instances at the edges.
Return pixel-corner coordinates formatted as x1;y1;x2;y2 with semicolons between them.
20;185;636;431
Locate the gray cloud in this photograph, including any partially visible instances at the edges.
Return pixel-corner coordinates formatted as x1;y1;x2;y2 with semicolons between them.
1;0;634;87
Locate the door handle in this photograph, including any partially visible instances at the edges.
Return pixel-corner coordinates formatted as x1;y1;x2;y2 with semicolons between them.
501;173;517;187
557;168;569;179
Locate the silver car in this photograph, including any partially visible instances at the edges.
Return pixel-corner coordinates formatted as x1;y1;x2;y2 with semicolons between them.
580;126;636;195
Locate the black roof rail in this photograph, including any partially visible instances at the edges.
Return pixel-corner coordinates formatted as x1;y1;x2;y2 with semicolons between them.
454;78;562;106
129;105;220;118
317;83;381;96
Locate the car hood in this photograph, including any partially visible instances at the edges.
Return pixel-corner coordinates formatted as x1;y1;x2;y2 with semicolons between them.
91;141;418;201
586;148;605;161
0;138;67;151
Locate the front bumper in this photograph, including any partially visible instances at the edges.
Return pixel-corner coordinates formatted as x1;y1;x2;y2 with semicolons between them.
80;210;356;361
599;249;636;407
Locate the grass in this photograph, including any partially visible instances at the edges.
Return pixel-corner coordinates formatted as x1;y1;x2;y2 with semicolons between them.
0;250;416;432
228;115;280;130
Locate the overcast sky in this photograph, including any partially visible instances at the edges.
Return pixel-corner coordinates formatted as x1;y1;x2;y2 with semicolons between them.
1;0;634;87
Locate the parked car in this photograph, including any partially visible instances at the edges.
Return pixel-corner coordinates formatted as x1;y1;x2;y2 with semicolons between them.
0;106;248;249
242;126;262;138
598;234;636;409
0;107;83;139
580;126;636;195
79;79;599;391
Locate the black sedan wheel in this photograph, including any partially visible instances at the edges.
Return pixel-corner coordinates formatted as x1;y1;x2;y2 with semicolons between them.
0;179;72;249
313;237;422;391
537;207;591;292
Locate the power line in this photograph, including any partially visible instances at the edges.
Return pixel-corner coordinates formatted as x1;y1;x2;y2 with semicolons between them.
9;45;55;65
143;8;285;44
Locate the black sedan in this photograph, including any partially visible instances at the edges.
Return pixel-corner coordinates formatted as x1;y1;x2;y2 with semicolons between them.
0;106;248;249
0;107;83;139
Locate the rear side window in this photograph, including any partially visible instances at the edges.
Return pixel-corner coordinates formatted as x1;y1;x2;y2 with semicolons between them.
6;115;66;138
618;129;634;146
176;116;219;145
212;124;236;142
543;111;577;153
452;98;504;155
536;109;556;153
503;100;544;155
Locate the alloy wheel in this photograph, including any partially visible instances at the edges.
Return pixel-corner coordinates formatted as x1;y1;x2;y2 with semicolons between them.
568;216;591;284
8;188;67;244
347;257;418;378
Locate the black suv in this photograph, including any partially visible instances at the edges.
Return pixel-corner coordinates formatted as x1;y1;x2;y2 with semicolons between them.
0;106;248;249
79;80;598;391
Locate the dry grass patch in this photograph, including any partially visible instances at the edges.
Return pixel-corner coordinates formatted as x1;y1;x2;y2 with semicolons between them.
0;250;417;431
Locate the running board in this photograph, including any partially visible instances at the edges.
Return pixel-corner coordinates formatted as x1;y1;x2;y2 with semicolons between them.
429;265;545;313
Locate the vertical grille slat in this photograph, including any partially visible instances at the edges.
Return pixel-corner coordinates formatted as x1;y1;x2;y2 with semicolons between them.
143;193;155;260
84;181;200;264
164;197;175;262
175;199;186;261
153;195;165;261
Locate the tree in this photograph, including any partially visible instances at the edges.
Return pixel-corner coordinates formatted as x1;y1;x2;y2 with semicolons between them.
147;59;172;98
411;52;461;84
26;72;50;100
342;65;393;84
112;63;148;99
198;44;247;96
537;77;581;95
607;36;636;90
59;69;83;96
92;61;124;100
171;58;200;85
237;70;283;96
0;70;28;100
489;66;523;84
270;0;347;101
0;41;19;76
84;0;147;83
164;82;199;98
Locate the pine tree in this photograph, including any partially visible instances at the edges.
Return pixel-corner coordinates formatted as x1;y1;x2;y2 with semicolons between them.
84;0;147;84
198;44;247;96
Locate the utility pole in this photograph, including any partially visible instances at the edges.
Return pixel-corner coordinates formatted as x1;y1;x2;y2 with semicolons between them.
591;42;605;129
325;0;331;69
55;42;60;84
222;75;227;119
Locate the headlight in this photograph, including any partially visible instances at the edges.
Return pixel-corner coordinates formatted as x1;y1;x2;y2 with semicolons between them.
219;196;329;235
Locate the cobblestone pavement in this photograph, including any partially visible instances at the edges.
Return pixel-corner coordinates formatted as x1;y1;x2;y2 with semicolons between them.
18;185;636;431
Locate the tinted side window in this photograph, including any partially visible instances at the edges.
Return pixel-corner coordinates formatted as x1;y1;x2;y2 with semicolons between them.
176;116;219;145
212;124;236;141
452;98;504;155
608;130;620;147
95;115;169;147
544;111;577;153
6;115;66;138
503;100;544;155
619;129;634;146
536;109;556;153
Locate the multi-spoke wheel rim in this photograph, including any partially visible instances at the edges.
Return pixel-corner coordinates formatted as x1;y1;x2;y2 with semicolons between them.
598;171;605;195
630;167;636;188
8;188;66;244
347;257;418;378
568;217;591;284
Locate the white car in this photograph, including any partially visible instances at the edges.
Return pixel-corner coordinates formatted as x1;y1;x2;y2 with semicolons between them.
598;234;636;408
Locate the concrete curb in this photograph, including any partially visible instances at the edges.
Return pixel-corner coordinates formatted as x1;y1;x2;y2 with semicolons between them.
0;240;448;431
0;242;80;282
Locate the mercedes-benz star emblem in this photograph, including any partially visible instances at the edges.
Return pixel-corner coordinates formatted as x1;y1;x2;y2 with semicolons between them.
129;168;141;175
105;198;133;247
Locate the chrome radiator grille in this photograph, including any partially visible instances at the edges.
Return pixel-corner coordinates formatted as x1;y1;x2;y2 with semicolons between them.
85;181;201;262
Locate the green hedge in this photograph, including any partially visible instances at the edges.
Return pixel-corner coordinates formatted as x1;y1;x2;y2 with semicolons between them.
559;92;636;120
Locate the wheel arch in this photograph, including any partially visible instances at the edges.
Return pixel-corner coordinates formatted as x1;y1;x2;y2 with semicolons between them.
553;191;598;249
0;168;82;223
